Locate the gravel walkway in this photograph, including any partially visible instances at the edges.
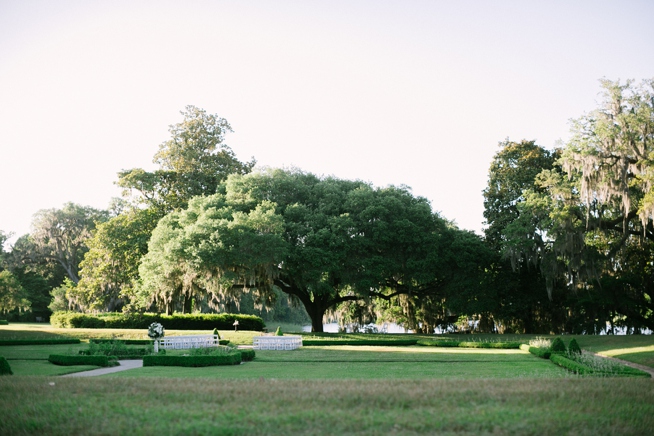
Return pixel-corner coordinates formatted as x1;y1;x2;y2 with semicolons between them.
62;359;143;377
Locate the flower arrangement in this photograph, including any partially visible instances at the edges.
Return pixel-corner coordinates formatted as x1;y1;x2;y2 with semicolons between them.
147;322;165;340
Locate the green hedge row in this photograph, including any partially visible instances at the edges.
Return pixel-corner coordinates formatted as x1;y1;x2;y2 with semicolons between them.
50;312;265;331
143;352;244;367
527;346;552;359
48;354;110;367
0;339;81;346
550;353;650;378
240;349;255;361
302;339;418;346
0;356;12;375
0;320;8;325
417;339;522;349
90;339;152;345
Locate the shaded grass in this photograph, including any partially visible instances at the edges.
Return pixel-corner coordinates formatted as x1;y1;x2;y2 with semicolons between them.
8;360;101;376
1;377;652;435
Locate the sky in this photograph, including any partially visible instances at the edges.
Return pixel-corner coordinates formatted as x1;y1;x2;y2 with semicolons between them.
1;0;653;248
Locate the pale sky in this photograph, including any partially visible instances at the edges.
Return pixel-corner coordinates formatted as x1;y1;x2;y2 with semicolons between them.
1;0;653;247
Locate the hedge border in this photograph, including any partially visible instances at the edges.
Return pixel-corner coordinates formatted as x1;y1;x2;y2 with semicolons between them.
0;356;12;375
143;353;244;367
50;312;265;331
302;339;418;346
0;339;81;346
550;353;651;378
0;320;8;325
48;354;110;367
417;339;521;349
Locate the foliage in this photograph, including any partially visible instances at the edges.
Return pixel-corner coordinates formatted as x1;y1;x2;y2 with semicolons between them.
0;356;12;375
568;338;582;355
416;339;521;349
0;339;80;346
49;311;265;331
143;352;243;367
528;337;552;348
79;340;151;358
551;337;566;353
212;328;220;339
0;320;7;325
275;326;283;336
29;202;109;285
302;339;418;346
48;354;110;367
47;278;76;313
0;270;30;314
117;105;255;214
527;346;552;359
550;352;650;377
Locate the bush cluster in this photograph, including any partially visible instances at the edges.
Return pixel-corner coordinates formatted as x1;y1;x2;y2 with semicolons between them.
0;320;8;325
0;356;13;375
527;346;552;359
50;312;265;331
80;341;150;358
90;339;151;345
0;339;80;346
302;339;418;346
417;339;521;349
551;337;567;353
48;354;110;367
143;352;244;367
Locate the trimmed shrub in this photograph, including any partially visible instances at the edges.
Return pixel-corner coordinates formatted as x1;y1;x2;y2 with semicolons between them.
212;328;220;339
568;339;582;355
0;339;80;346
0;320;8;325
0;356;13;375
90;339;151;345
417;339;521;349
551;337;566;354
275;326;283;336
528;346;552;359
50;312;265;331
80;341;150;358
550;353;650;377
240;349;256;361
49;354;110;367
550;353;594;374
302;339;418;346
143;353;242;367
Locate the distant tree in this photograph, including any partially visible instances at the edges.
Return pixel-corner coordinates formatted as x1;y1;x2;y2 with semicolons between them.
138;169;458;331
117;105;255;214
30;203;109;285
0;270;30;315
76;207;160;311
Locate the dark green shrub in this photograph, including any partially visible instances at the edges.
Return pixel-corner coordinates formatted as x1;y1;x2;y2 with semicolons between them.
568;339;582;355
416;339;521;349
551;337;566;354
528;346;552;359
90;339;151;345
0;339;80;346
302;339;418;346
49;354;109;367
143;353;242;367
0;320;8;325
50;311;265;331
0;357;13;375
240;349;255;361
212;328;220;339
275;326;283;336
80;340;150;358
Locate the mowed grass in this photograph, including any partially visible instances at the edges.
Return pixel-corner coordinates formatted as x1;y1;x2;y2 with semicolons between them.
1;377;652;435
114;346;568;380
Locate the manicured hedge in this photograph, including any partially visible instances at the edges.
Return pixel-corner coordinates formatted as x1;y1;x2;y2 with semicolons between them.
0;339;81;346
0;320;8;325
0;356;12;375
417;339;521;349
48;354;110;367
302;339;418;346
550;353;651;378
50;312;265;331
90;339;152;345
527;346;552;359
240;349;256;361
143;353;244;367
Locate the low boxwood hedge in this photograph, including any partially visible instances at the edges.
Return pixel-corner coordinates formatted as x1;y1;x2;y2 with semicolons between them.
240;349;255;361
90;339;152;345
48;354;110;367
143;353;244;367
550;353;651;378
527;346;552;359
302;339;418;346
51;312;265;331
0;339;81;346
417;339;521;349
0;356;12;375
0;320;8;325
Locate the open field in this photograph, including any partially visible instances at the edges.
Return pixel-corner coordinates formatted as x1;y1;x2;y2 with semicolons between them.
1;324;653;434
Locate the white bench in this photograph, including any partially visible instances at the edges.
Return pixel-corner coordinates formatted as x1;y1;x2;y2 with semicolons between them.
158;335;220;350
253;335;303;350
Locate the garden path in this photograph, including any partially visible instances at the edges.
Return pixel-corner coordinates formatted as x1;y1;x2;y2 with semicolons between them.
61;359;143;377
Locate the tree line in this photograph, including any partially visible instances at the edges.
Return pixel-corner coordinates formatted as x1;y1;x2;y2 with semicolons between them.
2;79;653;333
